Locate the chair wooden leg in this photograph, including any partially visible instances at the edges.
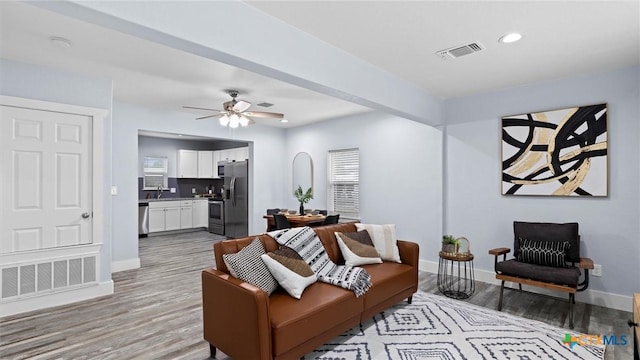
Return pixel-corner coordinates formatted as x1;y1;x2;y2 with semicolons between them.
209;344;216;358
568;293;575;329
498;280;505;311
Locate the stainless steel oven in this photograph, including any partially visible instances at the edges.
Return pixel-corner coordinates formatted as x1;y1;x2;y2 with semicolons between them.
208;200;224;235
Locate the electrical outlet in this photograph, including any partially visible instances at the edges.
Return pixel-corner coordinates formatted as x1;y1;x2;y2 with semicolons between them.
592;264;602;277
110;186;118;196
192;188;196;194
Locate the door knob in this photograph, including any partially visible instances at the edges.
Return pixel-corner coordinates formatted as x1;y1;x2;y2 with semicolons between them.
82;212;91;219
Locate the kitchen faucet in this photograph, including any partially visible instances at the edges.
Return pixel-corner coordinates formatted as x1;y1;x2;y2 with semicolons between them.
156;185;163;199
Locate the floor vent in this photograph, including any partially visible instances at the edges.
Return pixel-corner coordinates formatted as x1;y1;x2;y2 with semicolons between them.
1;256;96;299
436;42;485;59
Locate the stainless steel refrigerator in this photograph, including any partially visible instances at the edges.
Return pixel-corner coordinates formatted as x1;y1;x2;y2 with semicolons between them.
224;161;248;238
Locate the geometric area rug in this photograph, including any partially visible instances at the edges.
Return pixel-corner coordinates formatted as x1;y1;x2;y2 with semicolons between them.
304;291;605;360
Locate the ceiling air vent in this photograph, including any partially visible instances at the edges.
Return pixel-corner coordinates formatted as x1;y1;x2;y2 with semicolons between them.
257;102;274;108
436;42;485;59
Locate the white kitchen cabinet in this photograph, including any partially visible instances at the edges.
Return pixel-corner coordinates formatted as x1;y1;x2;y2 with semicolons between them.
177;149;198;178
148;207;166;233
193;199;209;228
149;201;182;232
197;151;214;178
180;200;193;229
216;147;249;164
212;151;221;178
232;147;249;162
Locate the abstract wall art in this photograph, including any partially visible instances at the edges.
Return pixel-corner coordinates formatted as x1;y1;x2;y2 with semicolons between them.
502;104;607;196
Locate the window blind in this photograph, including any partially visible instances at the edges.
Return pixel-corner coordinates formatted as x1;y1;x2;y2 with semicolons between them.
328;148;359;219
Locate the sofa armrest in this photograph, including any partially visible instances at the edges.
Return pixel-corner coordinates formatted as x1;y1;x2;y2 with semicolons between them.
579;257;594;270
202;268;272;360
397;240;419;268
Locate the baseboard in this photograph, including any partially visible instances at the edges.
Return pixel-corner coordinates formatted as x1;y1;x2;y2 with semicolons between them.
112;258;141;272
0;281;114;318
419;259;632;312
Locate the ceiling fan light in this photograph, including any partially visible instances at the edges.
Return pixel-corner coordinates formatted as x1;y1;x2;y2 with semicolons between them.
239;115;250;127
229;113;240;128
219;114;230;126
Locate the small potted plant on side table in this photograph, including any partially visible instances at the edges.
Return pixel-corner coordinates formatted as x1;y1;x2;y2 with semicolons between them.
294;185;313;215
442;235;458;254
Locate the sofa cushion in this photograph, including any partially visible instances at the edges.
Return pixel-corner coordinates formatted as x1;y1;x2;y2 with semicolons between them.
261;247;317;299
516;238;570;268
335;230;382;266
356;223;401;262
222;238;279;295
269;282;364;356
496;259;581;287
513;221;580;262
361;262;415;310
313;222;358;264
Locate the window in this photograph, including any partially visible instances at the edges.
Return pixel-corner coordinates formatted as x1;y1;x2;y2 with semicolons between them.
328;148;359;220
142;156;168;190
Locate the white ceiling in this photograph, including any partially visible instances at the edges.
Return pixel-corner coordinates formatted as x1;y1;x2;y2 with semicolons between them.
1;1;638;128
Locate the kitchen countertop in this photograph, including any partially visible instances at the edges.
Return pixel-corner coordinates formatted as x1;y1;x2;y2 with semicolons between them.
139;197;223;204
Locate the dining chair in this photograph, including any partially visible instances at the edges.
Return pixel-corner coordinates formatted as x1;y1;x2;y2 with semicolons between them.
322;214;340;225
274;214;292;230
266;208;281;215
315;209;328;216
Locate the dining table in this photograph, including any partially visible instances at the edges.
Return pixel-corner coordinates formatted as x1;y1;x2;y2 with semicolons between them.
263;213;326;232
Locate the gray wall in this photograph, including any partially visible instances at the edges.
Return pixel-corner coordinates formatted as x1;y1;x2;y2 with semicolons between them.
0;58;114;283
112;102;287;265
443;66;640;297
285;111;444;258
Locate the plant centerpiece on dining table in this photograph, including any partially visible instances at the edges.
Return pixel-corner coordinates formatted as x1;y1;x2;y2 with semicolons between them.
294;185;313;215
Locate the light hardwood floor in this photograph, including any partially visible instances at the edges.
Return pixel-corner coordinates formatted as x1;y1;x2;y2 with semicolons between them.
0;231;633;359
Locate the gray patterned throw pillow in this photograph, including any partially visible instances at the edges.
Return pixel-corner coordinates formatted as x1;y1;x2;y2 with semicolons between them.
516;238;570;268
222;238;279;294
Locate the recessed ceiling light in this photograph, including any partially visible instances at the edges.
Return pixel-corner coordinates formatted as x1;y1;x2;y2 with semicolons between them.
49;36;72;48
280;119;288;123
498;33;522;44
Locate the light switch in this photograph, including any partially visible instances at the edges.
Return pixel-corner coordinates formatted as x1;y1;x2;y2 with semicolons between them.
170;188;176;193
192;188;196;194
111;186;118;196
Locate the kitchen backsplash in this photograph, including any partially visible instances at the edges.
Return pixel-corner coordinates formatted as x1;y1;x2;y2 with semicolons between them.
138;177;224;199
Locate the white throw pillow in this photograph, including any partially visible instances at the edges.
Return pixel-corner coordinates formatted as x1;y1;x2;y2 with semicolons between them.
335;231;383;266
355;223;401;263
261;247;317;299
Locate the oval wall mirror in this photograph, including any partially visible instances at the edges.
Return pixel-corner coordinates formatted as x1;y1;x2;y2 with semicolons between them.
292;152;313;196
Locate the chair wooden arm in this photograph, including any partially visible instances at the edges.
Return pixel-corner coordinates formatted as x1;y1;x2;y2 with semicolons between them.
489;247;511;256
579;257;594;270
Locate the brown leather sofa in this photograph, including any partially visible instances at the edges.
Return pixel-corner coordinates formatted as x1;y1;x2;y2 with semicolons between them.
202;222;419;359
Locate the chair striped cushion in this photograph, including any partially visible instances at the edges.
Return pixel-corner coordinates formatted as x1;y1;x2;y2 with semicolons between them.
516;237;570;268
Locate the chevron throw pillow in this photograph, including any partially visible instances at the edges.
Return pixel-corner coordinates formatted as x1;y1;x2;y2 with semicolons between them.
516;238;571;268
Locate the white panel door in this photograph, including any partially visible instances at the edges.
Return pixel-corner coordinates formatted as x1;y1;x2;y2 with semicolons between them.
0;106;92;253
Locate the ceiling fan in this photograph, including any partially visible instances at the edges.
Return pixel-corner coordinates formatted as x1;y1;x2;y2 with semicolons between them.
183;90;284;128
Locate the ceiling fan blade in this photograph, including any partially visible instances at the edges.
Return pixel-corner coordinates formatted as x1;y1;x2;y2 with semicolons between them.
182;106;223;112
243;111;284;119
196;114;222;120
233;100;251;113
